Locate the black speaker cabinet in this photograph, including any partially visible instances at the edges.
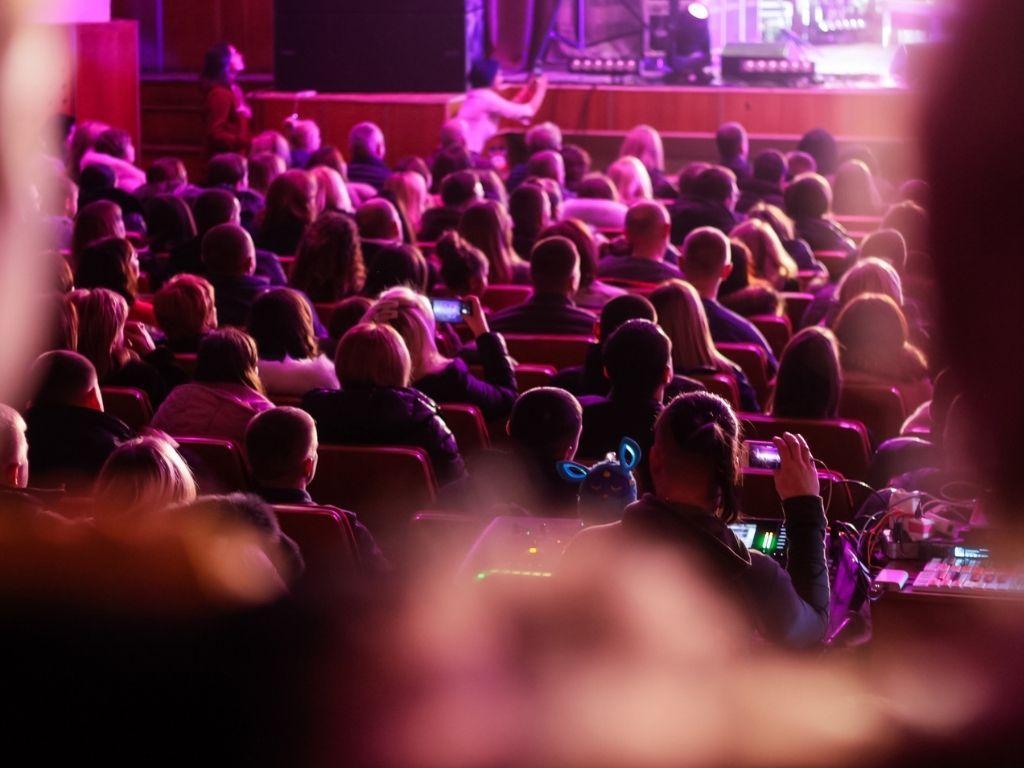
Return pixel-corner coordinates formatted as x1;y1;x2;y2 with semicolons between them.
275;0;484;93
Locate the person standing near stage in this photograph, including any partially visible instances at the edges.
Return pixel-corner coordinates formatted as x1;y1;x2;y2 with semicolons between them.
457;59;549;156
201;43;251;155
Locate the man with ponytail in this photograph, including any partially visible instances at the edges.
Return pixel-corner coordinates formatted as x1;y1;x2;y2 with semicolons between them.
568;391;830;648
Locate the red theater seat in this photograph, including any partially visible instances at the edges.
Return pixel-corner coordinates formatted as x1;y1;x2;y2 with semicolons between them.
173;353;197;378
101;387;153;432
481;285;532;313
691;371;741;409
504;334;596;370
717;342;771;403
274;504;360;576
780;292;815;330
738;413;872;481
814;251;853;281
749;314;792;359
438;403;490;456
175;437;250;493
468;363;557;394
840;383;906;446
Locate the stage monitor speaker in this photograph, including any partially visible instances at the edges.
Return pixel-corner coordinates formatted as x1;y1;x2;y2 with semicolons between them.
275;0;484;93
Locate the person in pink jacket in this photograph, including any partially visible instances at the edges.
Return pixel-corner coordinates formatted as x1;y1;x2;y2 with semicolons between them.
151;328;272;448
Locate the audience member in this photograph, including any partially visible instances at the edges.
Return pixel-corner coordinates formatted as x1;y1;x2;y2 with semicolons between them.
796;128;839;176
715;121;750;181
143;195;197;257
249;152;286;195
746;201;824;275
620;124;676;198
71;199;125;265
302;322;466;484
717;238;781;319
289;212;365;303
860;228;908;274
785;150;816;180
802;256;903;329
383;171;429;235
679;227;778;372
770;327;842;420
258;169;317;256
881;200;929;255
201;222;268;327
153;274;218;353
832;159;884;216
607;156;653;205
670;165;740;245
24;350;133;491
80;128;145;192
151;328;273;446
361;244;428;297
737;149;786;213
418;170;482;242
346;122;391;191
561;143;592;192
436;231;489;297
75;236;154;325
784;173;857;255
489;236;595;335
540;218;625;310
326;296;372;344
93;436;198;521
509;183;552;258
286;118;321;169
458;199;529;284
598;201;681;283
206;152;264;231
559;173;627;230
729;218;798;290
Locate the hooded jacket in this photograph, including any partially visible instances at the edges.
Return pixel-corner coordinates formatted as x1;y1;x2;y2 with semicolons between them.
151;382;273;447
567;493;830;648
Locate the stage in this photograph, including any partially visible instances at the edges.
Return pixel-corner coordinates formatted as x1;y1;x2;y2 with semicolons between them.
250;76;923;181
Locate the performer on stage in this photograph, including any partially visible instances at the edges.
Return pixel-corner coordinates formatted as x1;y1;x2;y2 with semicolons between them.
201;43;252;156
457;59;548;155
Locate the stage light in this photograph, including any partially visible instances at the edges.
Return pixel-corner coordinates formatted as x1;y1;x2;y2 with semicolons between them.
687;2;709;21
721;42;816;85
568;56;639;76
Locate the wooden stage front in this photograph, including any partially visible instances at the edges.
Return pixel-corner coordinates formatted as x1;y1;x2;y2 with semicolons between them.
250;81;922;179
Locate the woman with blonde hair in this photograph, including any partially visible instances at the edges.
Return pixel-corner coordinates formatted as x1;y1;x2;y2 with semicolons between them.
802;256;904;329
309;165;353;214
607;156;653;204
729;218;799;290
649;279;759;411
458;199;529;284
363;286;516;420
301;322;466;484
383;171;429;235
619;125;675;198
832;159;883;216
93;436;198;521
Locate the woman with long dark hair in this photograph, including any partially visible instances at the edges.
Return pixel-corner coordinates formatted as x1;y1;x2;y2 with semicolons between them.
201;42;251;154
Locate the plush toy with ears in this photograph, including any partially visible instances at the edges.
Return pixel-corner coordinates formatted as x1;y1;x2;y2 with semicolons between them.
557;437;641;524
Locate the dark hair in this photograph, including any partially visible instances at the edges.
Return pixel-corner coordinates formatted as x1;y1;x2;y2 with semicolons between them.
898;179;929;207
362;244;428;297
47;292;78;352
540;219;599;290
654;392;742;523
306;145;346;175
598;294;656;344
529;236;578;294
797;128;839;176
562;144;592;190
144;195;197;253
248;288;319;362
195;328;263;393
468;58;500;89
94;129;132;161
771;327;842;420
327;296;373;342
526;151;562;184
881;201;929;254
834;293;927;382
440;170;480;208
75;237;138;304
603;319;671;397
507;387;583;460
260;170;317;253
693;166;736;204
720;239;754;296
394;155;431;189
860;229;908;274
202;223;254;277
245;406;316;484
290;212;365;302
576;174;618;201
784;174;831;220
146;157;187;186
72;199;123;264
832;160;883;216
752;149;786;184
509;184;549;257
436;231;488;295
201;42;235;87
431;145;473;194
30;350;97;407
715;122;747;160
194;188;240;234
206;153;247;187
678;162;712;196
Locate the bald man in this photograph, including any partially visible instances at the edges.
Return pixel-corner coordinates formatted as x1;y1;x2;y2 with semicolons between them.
597;201;682;283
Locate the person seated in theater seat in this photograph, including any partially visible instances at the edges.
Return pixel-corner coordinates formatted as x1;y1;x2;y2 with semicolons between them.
716;238;782;319
167;188;286;289
458;59;548;156
77;163;146;233
75;236;156;325
143;195;197;272
248;151;286;196
832;159;884;217
205;152;265;234
151;328;273;447
75;288;176;407
153;274;218;354
364;286;517;421
468;387;584;518
285;118;321;170
784;173;857;257
257;169;318;257
834;293;932;414
310;165;354;217
248;288;339;398
729;218;799;291
289;212;366;303
244;406;385;570
202;223;269;328
551;293;704;401
201;42;251;155
670;165;741;246
715;121;751;182
418;170;484;243
577;319;675;488
24;350;134;492
801;256;904;331
301;323;466;485
489;236;596;336
785;150;816;181
769;327;842;421
326;296;372;348
607;156;653;206
361;244;429;298
71;199;126;266
436;231;489;298
540;218;625;310
383;171;428;235
0;402;52;519
620;124;677;199
561;143;591;193
132;156;194;203
356;198;406;268
680;226;778;374
796;128;839;177
745;201;824;277
598;201;682;284
79;127;146;192
346;122;392;192
881;200;929;255
559;173;628;231
505;121;561;192
737;149;787;214
458;199;530;285
650;280;759;412
566;391;830;649
509;183;552;259
93;435;198;521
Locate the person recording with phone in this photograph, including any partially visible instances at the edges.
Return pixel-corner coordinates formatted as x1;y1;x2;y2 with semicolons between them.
457;58;549;156
566;392;830;649
363;287;518;421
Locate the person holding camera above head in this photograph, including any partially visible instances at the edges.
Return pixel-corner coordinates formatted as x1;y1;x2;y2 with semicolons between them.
567;391;830;649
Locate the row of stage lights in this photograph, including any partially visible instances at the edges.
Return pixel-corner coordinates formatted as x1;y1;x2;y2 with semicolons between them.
568;57;639;75
817;17;869;32
738;58;814;74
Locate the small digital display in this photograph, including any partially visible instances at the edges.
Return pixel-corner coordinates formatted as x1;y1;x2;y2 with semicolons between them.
729;520;788;559
745;440;781;470
430;298;470;324
953;546;990;560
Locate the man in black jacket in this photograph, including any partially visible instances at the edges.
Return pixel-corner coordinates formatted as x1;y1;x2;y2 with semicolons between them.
670;165;741;245
202;222;270;328
568;392;830;648
346;122;392;191
24;351;134;492
418;170;483;242
737;149;786;213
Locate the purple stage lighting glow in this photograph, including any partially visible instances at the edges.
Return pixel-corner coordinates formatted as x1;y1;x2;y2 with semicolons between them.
688;2;710;21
